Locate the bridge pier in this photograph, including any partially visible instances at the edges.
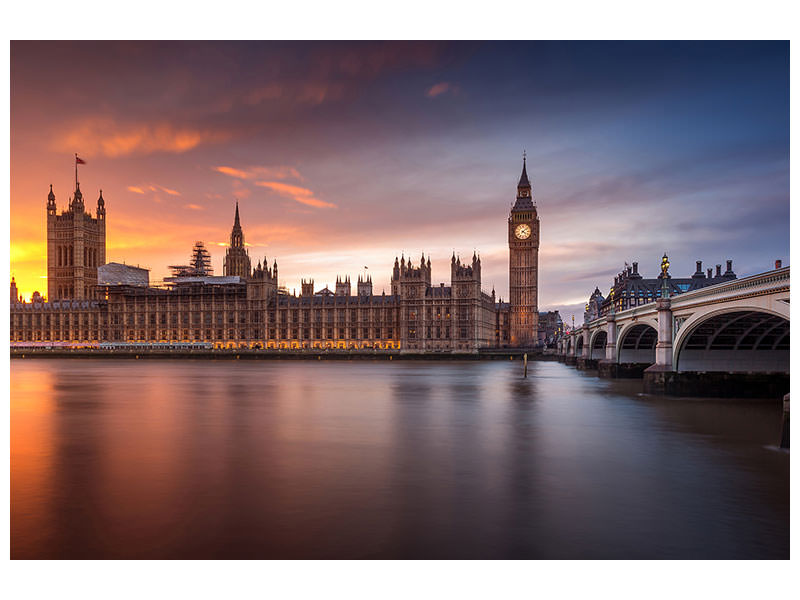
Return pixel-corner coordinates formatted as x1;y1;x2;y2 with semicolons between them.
565;354;577;365
576;357;597;370
599;361;651;378
780;394;789;449
643;369;789;398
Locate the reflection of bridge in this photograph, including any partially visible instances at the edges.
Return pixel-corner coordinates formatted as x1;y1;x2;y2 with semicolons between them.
558;267;789;398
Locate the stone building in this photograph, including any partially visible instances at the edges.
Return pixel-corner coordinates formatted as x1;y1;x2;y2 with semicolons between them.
12;158;546;351
584;259;737;321
537;310;563;345
46;180;106;300
508;155;540;346
223;202;251;278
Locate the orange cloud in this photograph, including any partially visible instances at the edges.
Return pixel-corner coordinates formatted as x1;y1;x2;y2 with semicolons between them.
426;82;458;98
54;118;230;158
213;165;302;181
214;166;250;179
129;183;181;196
150;184;181;196
184;204;205;211
255;181;336;209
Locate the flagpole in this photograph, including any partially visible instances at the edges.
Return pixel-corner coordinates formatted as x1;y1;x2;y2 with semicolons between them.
75;153;78;189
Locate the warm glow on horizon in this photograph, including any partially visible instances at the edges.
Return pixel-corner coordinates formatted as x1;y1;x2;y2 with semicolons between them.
10;41;789;324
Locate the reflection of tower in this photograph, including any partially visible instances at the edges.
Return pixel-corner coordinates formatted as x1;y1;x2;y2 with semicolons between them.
46;169;107;300
223;201;251;278
508;155;540;347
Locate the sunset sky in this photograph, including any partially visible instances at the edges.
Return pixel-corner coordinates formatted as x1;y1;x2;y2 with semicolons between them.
10;41;789;322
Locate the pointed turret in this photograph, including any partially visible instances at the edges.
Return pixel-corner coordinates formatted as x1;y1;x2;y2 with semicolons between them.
518;153;531;188
73;181;84;212
97;189;106;220
512;152;534;211
223;200;250;277
47;184;56;216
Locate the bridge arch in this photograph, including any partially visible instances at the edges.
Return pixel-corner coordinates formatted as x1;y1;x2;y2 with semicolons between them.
674;308;789;373
575;335;584;356
565;337;573;355
590;329;607;360
617;323;657;364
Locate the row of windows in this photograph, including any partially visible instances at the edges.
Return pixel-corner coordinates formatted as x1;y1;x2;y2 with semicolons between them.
408;327;472;339
269;328;395;340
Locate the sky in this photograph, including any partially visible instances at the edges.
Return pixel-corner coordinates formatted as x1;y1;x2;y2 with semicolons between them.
10;41;789;323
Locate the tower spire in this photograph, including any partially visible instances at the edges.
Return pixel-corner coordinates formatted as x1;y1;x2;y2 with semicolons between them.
234;200;240;228
518;151;530;188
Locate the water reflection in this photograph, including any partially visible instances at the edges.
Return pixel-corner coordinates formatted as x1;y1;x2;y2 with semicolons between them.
10;359;789;559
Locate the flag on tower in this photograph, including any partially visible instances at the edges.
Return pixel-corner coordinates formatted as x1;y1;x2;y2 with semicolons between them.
76;156;86;165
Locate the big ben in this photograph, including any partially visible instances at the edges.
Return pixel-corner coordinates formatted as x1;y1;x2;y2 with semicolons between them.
508;154;540;346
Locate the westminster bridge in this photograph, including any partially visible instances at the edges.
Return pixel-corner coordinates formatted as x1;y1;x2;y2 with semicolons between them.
557;266;790;398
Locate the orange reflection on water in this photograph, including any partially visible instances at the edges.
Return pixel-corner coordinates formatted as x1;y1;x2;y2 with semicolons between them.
10;365;56;555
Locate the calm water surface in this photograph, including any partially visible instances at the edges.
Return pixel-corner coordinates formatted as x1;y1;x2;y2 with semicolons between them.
10;359;789;559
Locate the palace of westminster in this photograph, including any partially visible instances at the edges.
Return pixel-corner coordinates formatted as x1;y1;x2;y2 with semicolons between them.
10;159;553;351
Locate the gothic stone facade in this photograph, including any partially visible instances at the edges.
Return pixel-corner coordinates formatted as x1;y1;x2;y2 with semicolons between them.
508;156;540;346
12;160;543;351
10;259;497;352
47;182;106;301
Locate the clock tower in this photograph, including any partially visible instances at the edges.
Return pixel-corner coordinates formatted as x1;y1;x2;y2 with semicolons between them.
508;154;540;347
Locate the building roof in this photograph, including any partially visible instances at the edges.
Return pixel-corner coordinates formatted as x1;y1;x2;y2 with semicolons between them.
165;275;243;286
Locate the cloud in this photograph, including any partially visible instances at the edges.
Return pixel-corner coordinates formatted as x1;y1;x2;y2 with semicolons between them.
213;165;302;181
150;184;181;196
426;82;458;98
254;181;336;209
214;166;250;179
128;183;181;196
243;82;347;107
54;118;230;157
183;204;205;211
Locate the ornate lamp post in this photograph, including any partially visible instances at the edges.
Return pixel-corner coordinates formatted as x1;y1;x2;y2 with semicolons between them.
654;252;674;370
660;253;670;298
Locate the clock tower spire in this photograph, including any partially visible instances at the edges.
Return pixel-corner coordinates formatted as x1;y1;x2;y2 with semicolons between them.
508;153;540;347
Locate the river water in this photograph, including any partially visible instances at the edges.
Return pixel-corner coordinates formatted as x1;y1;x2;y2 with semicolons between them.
10;358;789;559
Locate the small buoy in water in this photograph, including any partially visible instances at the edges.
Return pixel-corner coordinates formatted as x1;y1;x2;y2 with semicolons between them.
389;355;393;360
318;356;321;360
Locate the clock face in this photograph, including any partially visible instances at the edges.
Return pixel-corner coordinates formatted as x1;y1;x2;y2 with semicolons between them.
514;223;531;240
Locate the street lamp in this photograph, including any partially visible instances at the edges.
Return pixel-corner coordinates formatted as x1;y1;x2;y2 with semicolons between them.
660;253;670;298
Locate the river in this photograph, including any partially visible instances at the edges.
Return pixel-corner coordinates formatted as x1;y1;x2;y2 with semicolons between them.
10;358;789;559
